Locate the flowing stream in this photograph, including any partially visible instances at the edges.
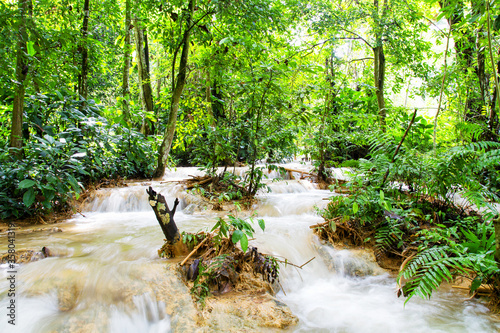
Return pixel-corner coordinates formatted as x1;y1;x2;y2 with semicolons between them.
1;164;499;332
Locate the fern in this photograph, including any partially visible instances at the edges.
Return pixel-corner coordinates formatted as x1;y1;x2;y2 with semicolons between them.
375;219;405;252
399;246;470;303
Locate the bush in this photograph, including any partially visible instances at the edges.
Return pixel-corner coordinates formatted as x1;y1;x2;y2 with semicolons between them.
0;91;158;219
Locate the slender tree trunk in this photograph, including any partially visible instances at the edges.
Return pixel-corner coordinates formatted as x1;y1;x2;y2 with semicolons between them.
440;0;484;122
9;0;31;158
154;0;195;178
494;215;500;270
434;26;452;150
134;16;154;135
206;70;213;119
486;0;500;131
156;73;161;100
78;0;90;105
373;46;386;131
373;0;386;131
121;0;132;123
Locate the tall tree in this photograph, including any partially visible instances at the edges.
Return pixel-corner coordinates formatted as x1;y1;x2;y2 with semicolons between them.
77;0;90;105
121;0;132;123
372;0;388;131
134;15;154;135
9;0;31;157
154;0;195;178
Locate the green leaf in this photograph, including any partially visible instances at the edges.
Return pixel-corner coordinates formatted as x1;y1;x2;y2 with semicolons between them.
258;219;265;232
380;190;384;200
27;41;35;56
67;175;80;192
240;234;249;253
329;220;337;232
23;188;35;207
353;202;359;214
19;179;36;189
232;229;244;244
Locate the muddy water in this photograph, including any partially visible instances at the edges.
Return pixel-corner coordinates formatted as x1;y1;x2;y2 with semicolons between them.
1;166;499;332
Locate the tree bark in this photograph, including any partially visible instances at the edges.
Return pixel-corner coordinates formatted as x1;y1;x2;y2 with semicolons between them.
494;215;500;269
146;186;187;258
121;0;132;123
77;0;90;106
373;0;387;131
486;0;500;131
154;0;195;178
134;16;154;135
146;186;180;243
9;0;31;158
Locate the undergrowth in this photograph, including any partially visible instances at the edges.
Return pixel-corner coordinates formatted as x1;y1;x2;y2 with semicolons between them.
319;129;500;305
1;91;157;220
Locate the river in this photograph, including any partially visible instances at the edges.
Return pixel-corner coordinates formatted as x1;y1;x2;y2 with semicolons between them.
1;165;499;332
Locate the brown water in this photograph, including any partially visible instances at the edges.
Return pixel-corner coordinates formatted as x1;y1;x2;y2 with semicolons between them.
1;165;499;332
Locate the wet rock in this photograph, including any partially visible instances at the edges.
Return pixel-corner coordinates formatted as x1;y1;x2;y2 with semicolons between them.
316;244;386;276
200;292;298;331
58;283;81;311
0;248;46;264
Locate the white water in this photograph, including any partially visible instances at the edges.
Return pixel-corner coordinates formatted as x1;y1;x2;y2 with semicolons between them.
1;166;499;332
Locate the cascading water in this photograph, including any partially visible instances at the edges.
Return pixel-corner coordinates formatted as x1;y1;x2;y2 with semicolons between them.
1;166;499;332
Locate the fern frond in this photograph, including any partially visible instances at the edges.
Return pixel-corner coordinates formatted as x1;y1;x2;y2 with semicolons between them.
399;246;470;303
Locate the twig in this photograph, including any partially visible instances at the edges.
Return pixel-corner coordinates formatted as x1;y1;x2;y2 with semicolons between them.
299;257;316;268
278;281;287;296
309;217;341;228
381;108;418;187
275;257;315;269
397;253;416;288
180;236;209;266
434;25;452;150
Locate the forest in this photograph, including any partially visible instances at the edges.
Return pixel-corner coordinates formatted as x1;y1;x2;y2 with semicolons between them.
1;0;500;331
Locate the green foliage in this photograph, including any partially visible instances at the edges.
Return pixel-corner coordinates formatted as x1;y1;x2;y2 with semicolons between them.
324;126;500;304
0;91;157;219
0;135;85;219
211;215;265;253
190;262;211;305
398;222;499;303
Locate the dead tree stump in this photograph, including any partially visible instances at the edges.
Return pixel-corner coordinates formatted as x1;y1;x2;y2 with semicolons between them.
146;186;186;257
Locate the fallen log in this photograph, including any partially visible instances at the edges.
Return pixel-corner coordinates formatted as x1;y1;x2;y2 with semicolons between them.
185;176;213;189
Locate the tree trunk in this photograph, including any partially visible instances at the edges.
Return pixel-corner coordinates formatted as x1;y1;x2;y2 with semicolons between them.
9;0;31;158
440;0;485;122
373;45;386;131
206;69;213;119
134;16;154;135
146;187;187;258
121;0;132;123
373;0;386;131
494;215;500;269
486;0;500;132
154;0;195;178
146;186;180;242
77;0;90;106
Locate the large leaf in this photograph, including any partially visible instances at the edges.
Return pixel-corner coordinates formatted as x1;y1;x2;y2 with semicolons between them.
18;179;36;189
240;234;249;253
23;188;35;208
353;202;359;214
258;218;265;232
232;230;244;244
